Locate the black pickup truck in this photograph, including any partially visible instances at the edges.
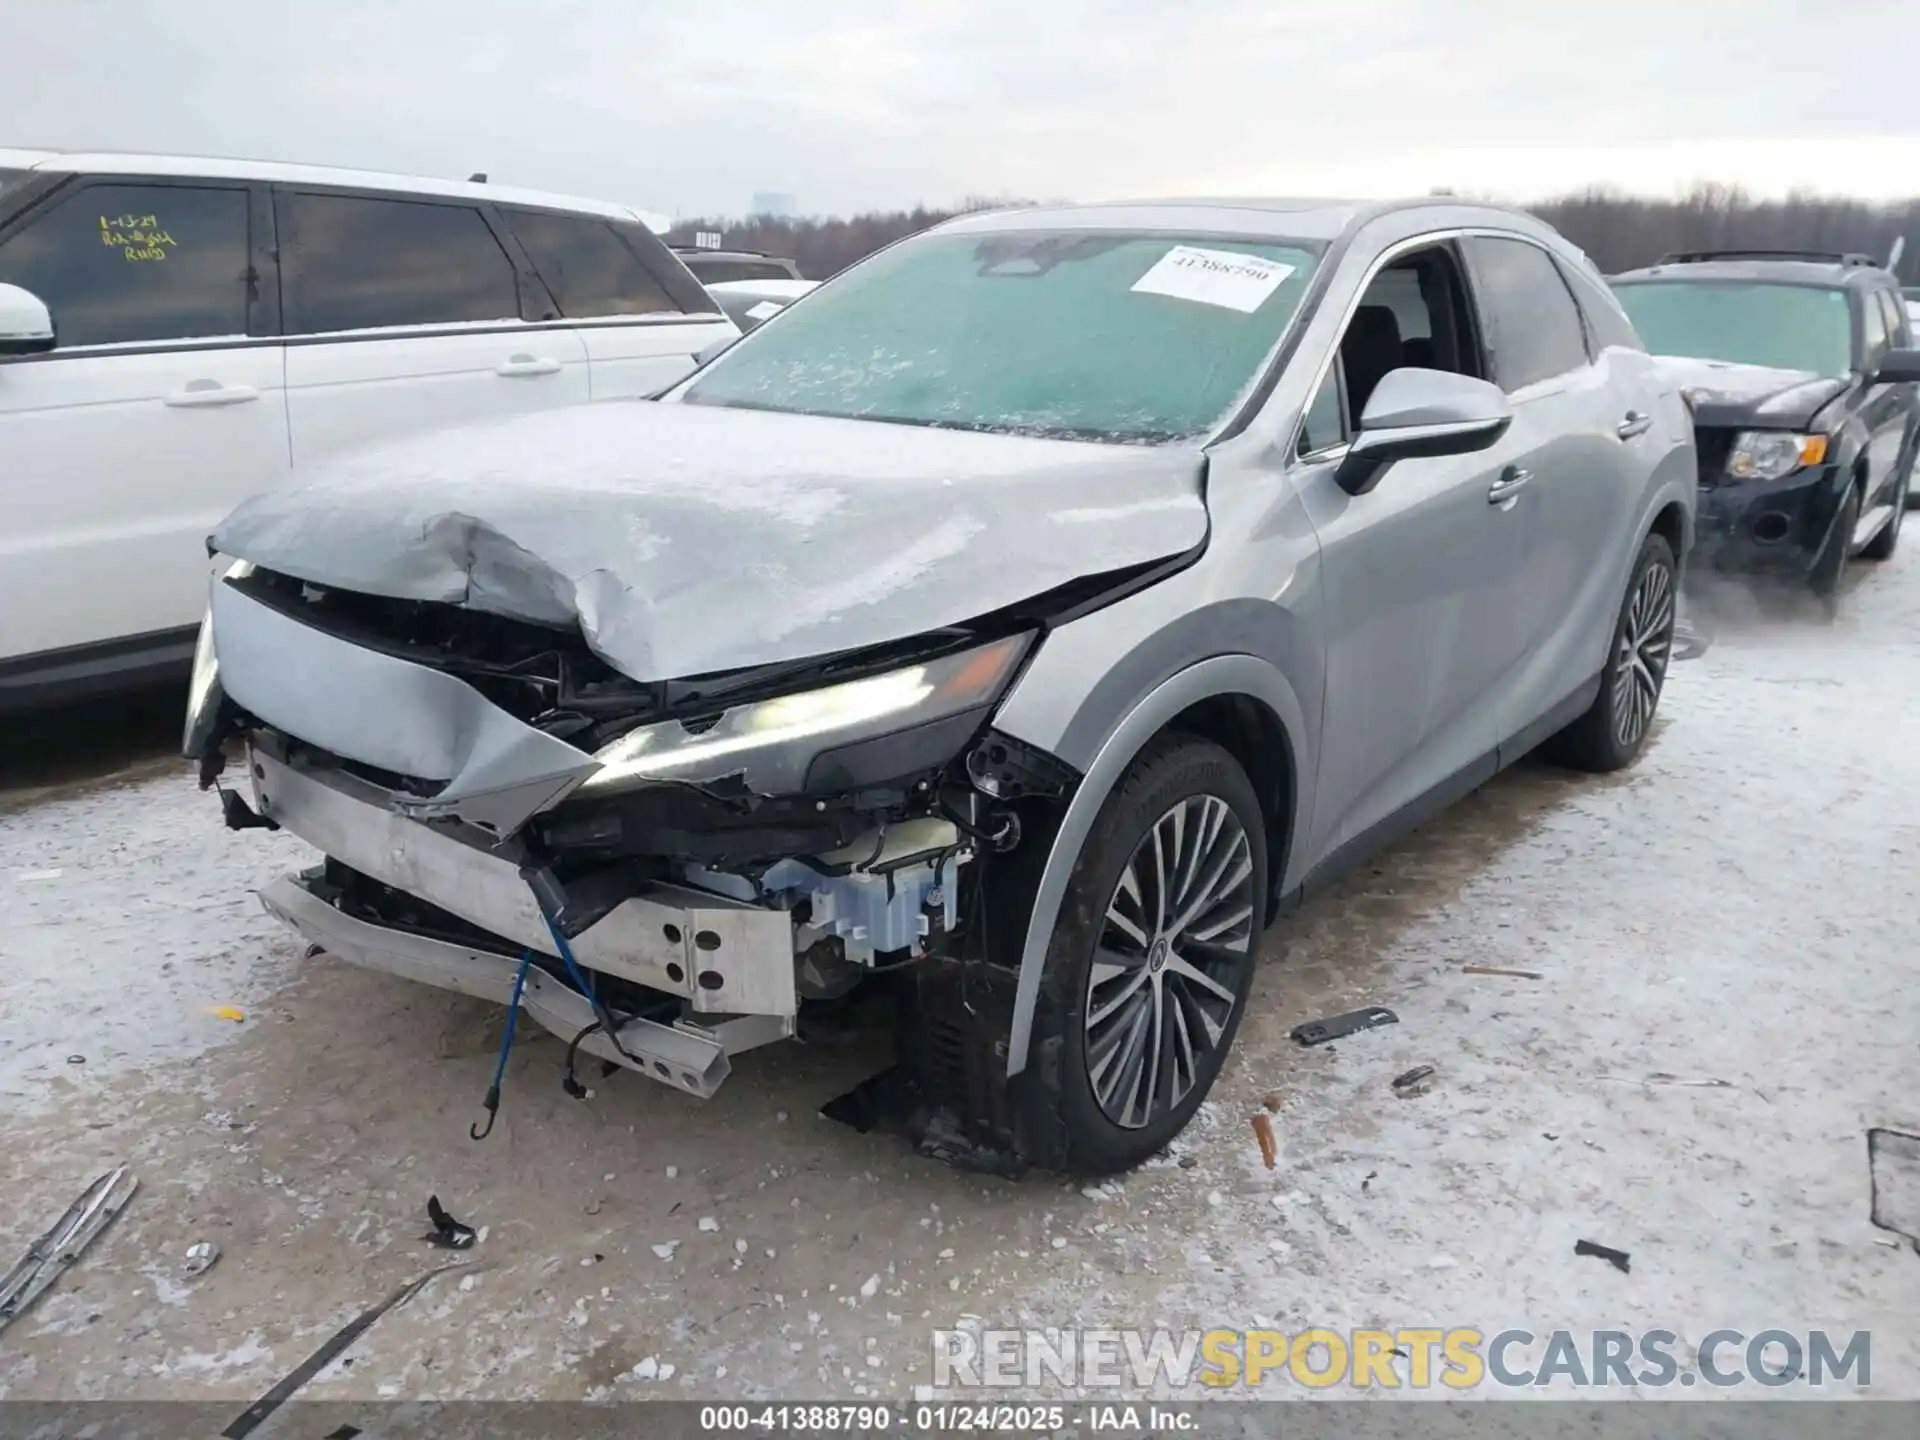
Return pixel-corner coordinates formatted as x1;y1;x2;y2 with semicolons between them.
1610;250;1920;599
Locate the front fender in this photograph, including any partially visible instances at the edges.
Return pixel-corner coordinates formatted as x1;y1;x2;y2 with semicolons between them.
997;653;1308;1077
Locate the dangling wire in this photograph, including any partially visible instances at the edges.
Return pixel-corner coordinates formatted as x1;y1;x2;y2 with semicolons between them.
540;911;645;1069
470;949;534;1141
561;1019;604;1100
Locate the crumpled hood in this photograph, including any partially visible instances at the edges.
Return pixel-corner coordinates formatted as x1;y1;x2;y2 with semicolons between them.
212;400;1207;681
1648;354;1849;430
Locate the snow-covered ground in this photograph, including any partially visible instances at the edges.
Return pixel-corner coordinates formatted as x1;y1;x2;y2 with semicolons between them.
2;551;1916;1405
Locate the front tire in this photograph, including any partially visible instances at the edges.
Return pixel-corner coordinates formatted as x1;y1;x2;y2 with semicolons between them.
1544;531;1677;773
1018;734;1267;1175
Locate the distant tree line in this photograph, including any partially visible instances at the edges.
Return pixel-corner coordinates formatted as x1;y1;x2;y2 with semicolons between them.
669;186;1920;283
1532;186;1920;279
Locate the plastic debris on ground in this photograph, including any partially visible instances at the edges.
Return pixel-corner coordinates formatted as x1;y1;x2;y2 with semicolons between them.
1574;1238;1632;1274
423;1196;476;1250
0;1163;137;1335
219;1264;462;1439
1290;1006;1398;1046
181;1240;221;1277
1391;1065;1437;1099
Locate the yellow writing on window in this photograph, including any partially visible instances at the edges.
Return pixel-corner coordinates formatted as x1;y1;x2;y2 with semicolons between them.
100;214;179;261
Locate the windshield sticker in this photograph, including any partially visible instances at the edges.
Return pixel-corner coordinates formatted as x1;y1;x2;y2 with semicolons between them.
1130;245;1295;313
745;300;785;321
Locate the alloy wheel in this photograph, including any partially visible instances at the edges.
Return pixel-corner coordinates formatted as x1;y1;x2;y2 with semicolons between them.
1084;794;1256;1129
1612;556;1675;749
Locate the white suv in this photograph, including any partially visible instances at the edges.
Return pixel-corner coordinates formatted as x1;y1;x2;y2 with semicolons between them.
0;149;736;710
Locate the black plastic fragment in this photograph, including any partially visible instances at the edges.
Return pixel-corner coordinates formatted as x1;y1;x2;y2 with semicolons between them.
221;1267;458;1438
423;1195;475;1251
218;787;279;832
1291;1006;1398;1047
1574;1238;1632;1273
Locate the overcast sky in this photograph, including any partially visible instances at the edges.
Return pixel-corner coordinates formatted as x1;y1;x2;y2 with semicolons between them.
4;0;1918;218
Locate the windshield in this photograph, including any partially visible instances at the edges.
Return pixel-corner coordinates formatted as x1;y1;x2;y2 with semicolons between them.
0;168;29;199
681;230;1321;444
1610;280;1853;376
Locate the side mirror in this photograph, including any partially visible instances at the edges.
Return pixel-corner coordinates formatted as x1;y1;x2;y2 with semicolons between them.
1874;348;1920;384
1334;368;1513;497
0;282;55;356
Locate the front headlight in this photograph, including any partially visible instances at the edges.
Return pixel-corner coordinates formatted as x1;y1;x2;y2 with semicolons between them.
577;633;1033;797
1726;431;1827;482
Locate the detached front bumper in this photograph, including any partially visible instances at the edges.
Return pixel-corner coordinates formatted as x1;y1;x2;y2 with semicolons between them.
259;873;757;1096
248;736;799;1022
1693;465;1844;577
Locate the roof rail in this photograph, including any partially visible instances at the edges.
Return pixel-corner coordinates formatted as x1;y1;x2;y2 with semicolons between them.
1657;248;1879;268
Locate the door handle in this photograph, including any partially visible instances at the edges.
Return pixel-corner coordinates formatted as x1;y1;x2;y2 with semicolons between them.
495;354;563;378
1616;410;1653;440
1488;467;1532;506
163;380;260;408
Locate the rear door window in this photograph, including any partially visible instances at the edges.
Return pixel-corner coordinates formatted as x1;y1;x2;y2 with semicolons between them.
277;191;522;334
0;181;250;348
1462;235;1590;391
503;208;677;318
1556;255;1645;354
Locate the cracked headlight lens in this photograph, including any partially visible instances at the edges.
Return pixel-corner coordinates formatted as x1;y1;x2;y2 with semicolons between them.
1726;431;1827;481
579;633;1032;795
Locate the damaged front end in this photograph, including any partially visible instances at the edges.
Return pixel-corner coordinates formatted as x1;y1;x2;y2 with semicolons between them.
185;560;1076;1128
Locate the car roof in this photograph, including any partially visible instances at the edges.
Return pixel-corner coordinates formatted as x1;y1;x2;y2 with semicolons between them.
1611;256;1893;288
2;145;660;226
926;195;1559;247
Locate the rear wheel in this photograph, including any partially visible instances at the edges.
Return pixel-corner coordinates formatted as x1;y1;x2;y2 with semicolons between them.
1018;734;1267;1175
1544;531;1676;773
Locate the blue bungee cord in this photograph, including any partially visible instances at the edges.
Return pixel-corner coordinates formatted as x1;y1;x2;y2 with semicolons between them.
469;948;534;1140
470;896;648;1139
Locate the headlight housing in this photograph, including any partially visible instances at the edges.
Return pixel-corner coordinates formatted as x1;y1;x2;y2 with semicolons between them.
181;558;254;758
1726;431;1827;482
577;633;1033;798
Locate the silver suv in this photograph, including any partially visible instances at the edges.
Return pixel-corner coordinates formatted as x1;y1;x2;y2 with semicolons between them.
186;197;1695;1174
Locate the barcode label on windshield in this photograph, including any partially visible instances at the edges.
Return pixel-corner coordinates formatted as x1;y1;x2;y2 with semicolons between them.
1131;245;1295;313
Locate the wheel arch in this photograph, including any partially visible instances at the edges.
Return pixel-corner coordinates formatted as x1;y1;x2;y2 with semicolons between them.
1647;498;1689;569
1002;655;1308;1078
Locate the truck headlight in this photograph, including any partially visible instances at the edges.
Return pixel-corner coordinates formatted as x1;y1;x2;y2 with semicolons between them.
578;633;1033;797
1727;431;1827;481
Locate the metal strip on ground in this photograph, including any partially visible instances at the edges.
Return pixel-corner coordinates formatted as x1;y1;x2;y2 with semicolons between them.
220;1264;466;1440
